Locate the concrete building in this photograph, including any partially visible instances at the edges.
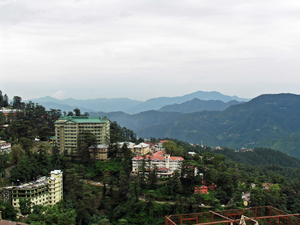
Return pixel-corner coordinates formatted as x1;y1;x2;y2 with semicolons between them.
132;151;184;177
89;144;109;160
118;142;135;151
54;115;110;154
0;141;11;153
3;170;63;212
132;142;150;155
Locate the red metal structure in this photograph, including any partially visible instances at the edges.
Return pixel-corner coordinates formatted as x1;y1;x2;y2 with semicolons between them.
165;206;300;225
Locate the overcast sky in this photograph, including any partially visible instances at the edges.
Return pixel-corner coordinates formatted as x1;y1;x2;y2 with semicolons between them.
1;0;300;101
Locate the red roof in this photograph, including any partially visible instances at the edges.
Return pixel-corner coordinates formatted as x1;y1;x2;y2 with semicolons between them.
133;151;184;161
159;140;169;143
157;167;169;171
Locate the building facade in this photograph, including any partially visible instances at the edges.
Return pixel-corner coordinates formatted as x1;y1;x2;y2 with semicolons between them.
3;170;63;211
0;140;11;153
132;151;184;177
132;142;150;155
54;115;110;154
89;144;109;160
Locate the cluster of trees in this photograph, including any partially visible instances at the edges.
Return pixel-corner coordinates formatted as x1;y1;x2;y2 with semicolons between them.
0;90;9;107
4;141;106;224
3;132;300;224
62;108;89;117
0;100;61;143
214;147;300;168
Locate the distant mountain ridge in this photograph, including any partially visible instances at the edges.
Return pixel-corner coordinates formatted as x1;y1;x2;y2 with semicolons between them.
26;96;143;113
159;98;241;113
27;93;300;158
137;93;300;158
126;91;248;114
27;91;248;114
90;93;300;159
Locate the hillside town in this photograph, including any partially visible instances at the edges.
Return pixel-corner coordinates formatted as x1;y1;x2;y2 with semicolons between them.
1;93;300;225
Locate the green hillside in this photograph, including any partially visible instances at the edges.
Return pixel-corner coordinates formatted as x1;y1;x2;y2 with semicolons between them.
159;98;241;113
138;94;300;158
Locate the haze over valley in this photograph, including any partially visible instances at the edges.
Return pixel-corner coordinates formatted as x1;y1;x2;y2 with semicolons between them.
26;91;300;159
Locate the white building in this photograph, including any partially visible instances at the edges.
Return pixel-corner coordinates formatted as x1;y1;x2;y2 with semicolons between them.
118;142;135;151
132;151;184;177
132;142;150;155
0;140;11;153
4;170;63;211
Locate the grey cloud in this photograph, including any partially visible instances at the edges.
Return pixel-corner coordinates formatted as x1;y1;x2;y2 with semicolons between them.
1;0;300;101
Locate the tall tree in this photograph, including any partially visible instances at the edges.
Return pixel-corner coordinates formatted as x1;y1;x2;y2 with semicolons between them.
74;108;81;116
77;131;97;162
0;90;3;105
0;200;17;221
10;144;25;165
19;198;32;215
3;94;8;107
20;137;33;156
12;96;22;109
67;111;74;116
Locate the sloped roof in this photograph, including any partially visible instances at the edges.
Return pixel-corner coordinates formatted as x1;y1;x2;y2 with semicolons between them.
133;142;149;148
133;151;184;161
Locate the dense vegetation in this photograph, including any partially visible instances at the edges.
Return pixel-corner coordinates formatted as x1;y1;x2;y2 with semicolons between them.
158;98;240;113
1;91;300;224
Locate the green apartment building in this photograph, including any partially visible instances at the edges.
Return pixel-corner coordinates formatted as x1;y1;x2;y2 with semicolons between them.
54;115;110;154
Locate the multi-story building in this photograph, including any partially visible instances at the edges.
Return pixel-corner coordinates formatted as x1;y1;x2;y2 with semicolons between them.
3;170;63;211
132;151;184;177
54;115;110;154
0;140;11;153
132;142;150;155
89;144;109;160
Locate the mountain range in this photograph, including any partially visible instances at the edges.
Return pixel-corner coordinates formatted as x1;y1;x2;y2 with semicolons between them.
159;98;241;113
27;91;248;114
90;93;300;159
27;91;300;158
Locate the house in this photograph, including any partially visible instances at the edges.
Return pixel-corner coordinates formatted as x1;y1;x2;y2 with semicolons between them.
118;142;135;151
240;148;247;152
194;186;208;194
0;141;11;154
132;142;150;155
188;152;196;155
89;144;109;160
194;182;216;194
262;183;273;190
132;150;184;177
0;108;22;117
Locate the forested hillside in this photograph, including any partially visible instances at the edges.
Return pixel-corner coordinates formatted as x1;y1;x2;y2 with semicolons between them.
138;94;300;158
159;98;241;113
211;147;300;168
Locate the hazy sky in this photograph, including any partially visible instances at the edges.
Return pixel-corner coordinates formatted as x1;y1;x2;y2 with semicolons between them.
1;0;300;101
